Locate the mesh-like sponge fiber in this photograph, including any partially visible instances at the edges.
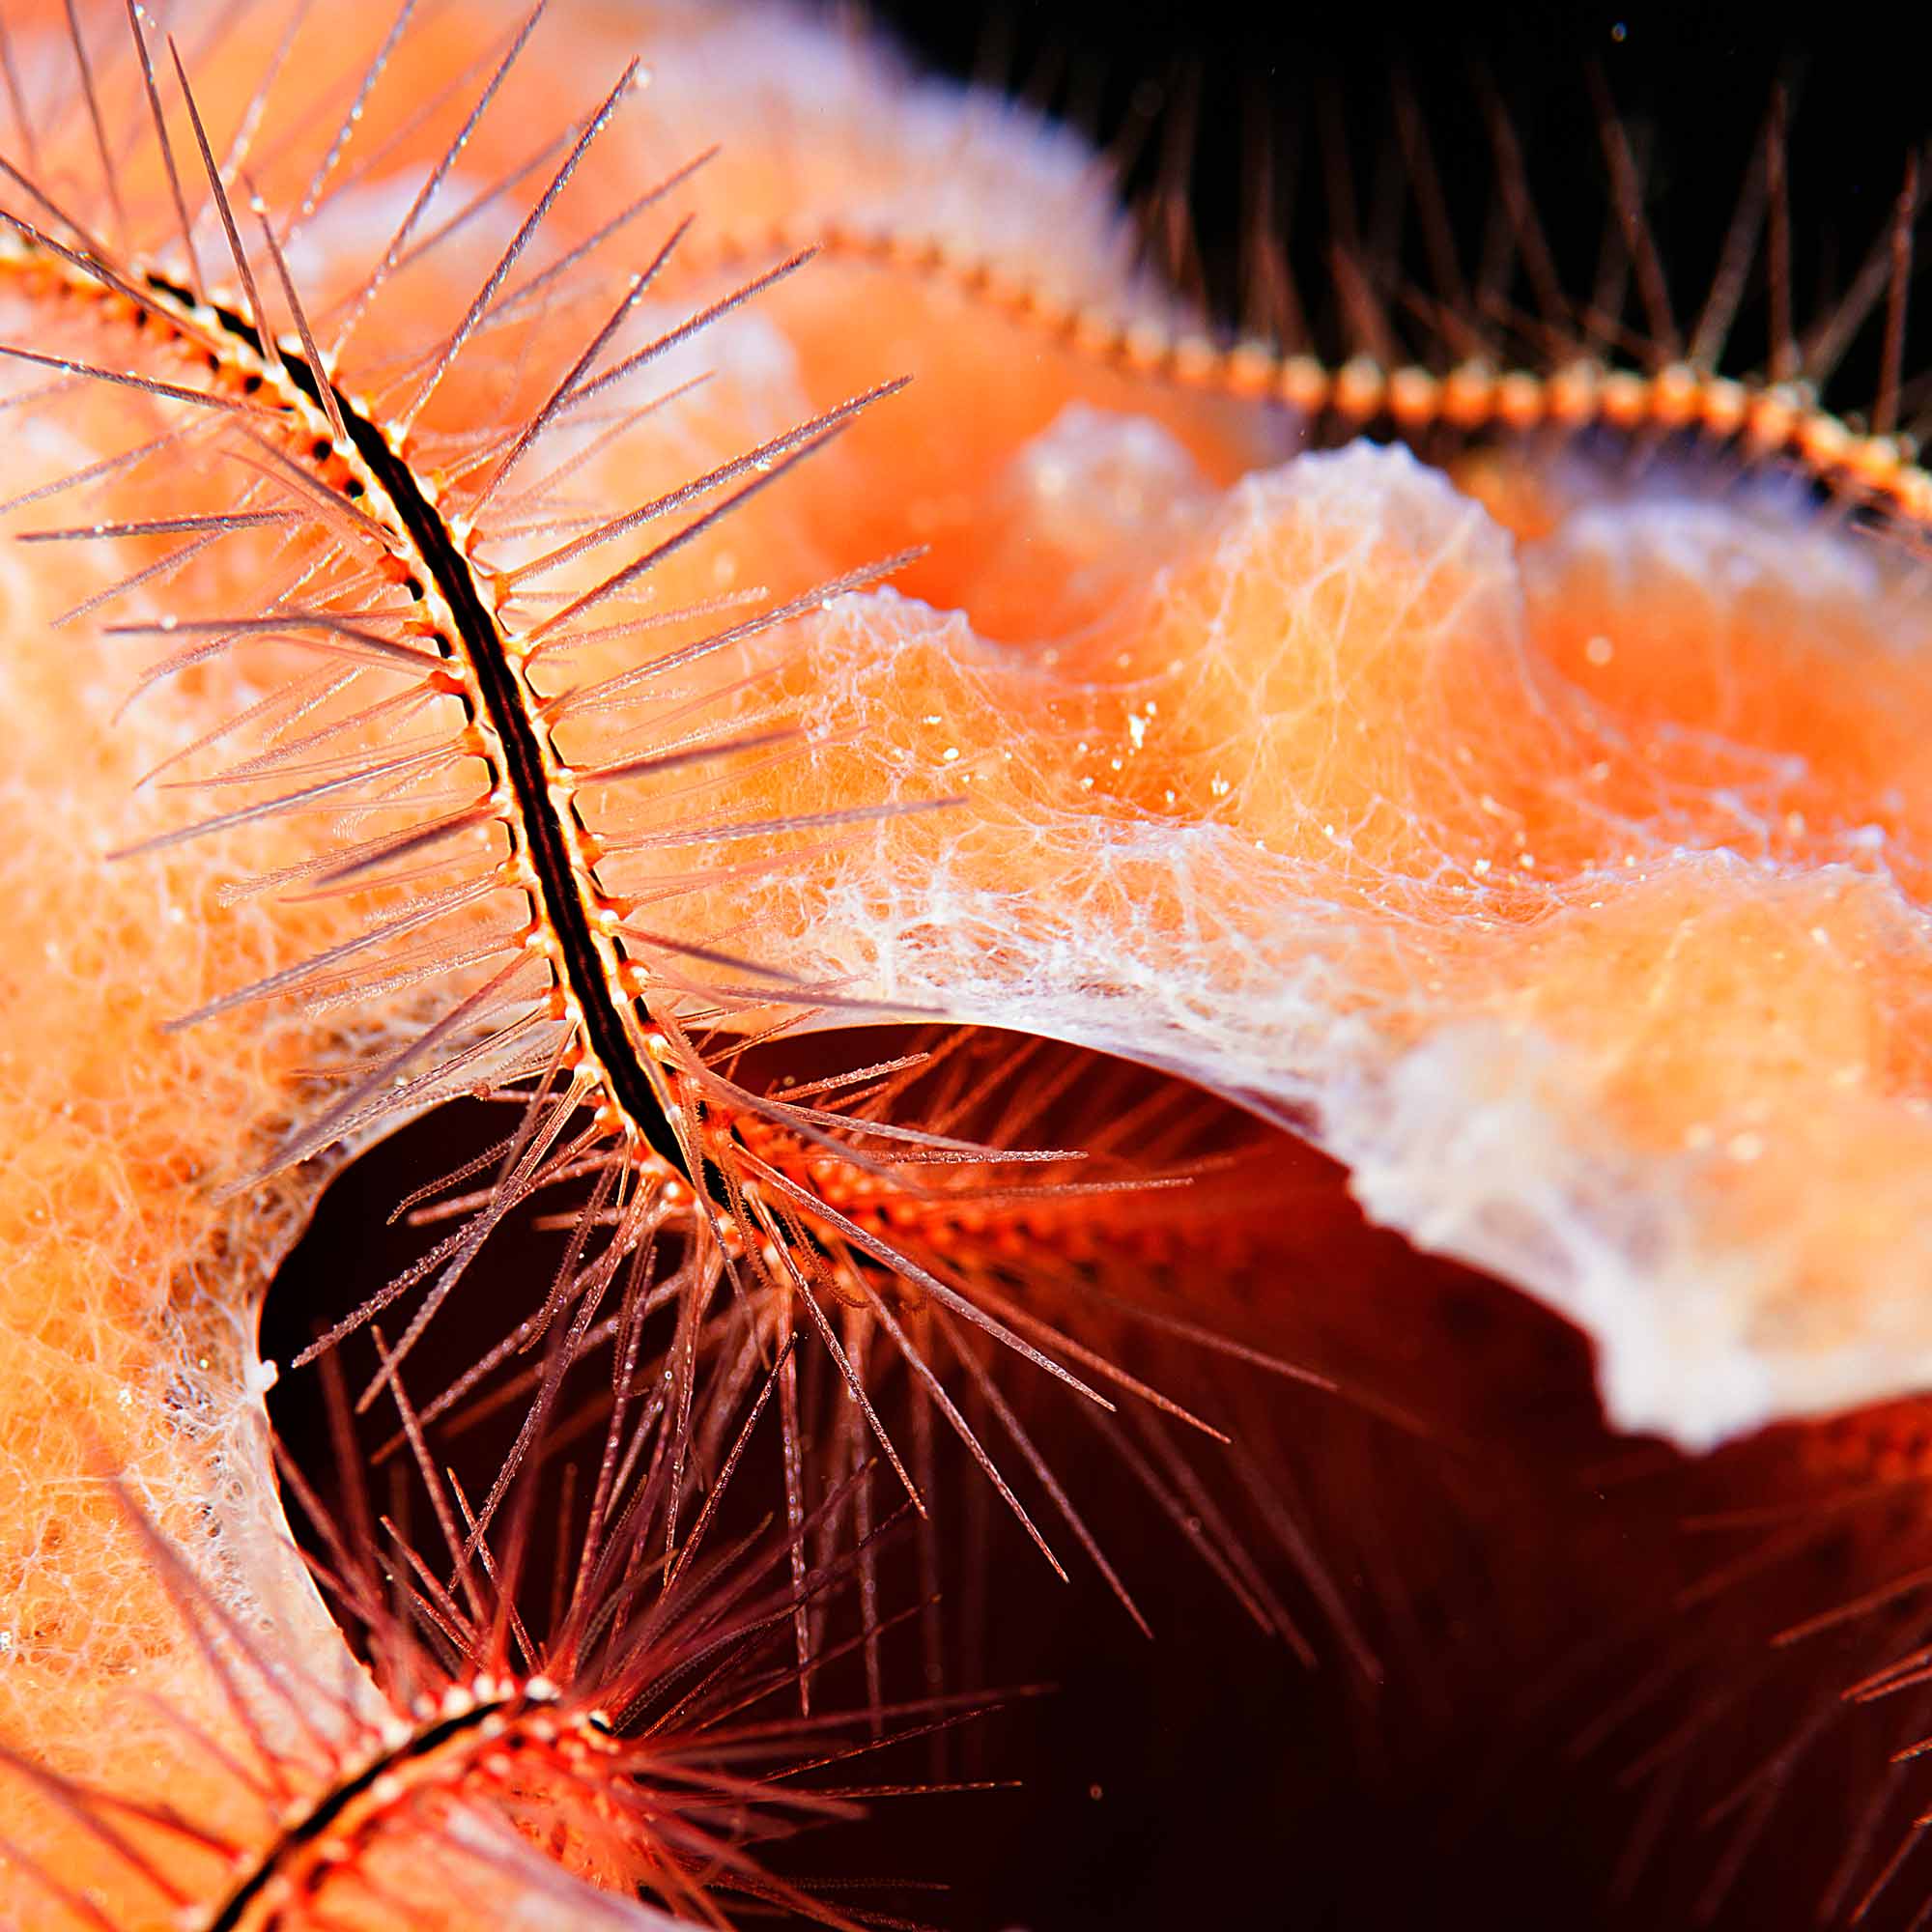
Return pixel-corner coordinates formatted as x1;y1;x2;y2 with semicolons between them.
0;0;1929;1924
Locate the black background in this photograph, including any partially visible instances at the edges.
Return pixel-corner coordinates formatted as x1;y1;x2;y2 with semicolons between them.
859;0;1932;411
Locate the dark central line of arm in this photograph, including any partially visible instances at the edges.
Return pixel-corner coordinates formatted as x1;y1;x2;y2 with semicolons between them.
207;1698;507;1931
270;332;688;1178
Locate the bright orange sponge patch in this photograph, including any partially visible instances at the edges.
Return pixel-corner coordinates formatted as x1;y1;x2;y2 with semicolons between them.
0;2;1930;1928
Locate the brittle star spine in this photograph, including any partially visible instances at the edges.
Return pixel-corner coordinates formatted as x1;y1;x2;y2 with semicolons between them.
679;218;1932;530
205;1683;548;1932
2;223;696;1174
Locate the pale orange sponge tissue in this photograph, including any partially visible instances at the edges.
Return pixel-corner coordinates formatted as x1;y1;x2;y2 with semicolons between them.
0;0;1929;1926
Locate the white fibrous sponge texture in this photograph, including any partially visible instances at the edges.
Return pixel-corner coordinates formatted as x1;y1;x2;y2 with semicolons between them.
3;0;1932;1922
648;433;1932;1451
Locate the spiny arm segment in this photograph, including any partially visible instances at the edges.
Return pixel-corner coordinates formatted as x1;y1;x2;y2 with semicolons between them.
0;32;914;1198
669;215;1932;531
